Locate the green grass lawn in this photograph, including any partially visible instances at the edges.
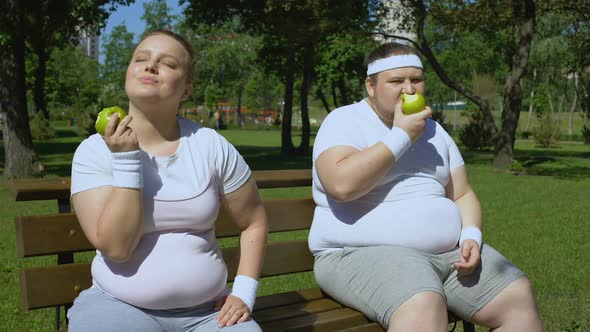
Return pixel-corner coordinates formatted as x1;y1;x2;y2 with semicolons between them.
1;125;589;331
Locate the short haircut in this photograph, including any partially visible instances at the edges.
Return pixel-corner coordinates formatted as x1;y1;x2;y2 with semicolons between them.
365;42;422;67
365;42;422;80
141;29;195;83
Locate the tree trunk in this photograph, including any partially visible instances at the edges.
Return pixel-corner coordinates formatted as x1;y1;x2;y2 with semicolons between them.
296;41;313;156
493;0;535;170
547;78;555;114
569;73;578;136
494;81;523;170
317;89;331;113
33;45;50;119
331;81;338;108
281;46;296;156
338;74;349;105
236;84;243;128
525;68;536;132
1;0;45;178
411;0;498;137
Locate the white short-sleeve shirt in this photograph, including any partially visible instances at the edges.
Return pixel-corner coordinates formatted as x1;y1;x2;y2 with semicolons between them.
71;117;251;309
310;100;465;255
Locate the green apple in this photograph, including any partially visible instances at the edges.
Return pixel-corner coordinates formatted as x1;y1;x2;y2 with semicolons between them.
95;106;127;136
401;92;426;115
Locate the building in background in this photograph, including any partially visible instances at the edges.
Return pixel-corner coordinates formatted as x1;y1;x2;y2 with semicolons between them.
78;29;99;61
376;0;416;44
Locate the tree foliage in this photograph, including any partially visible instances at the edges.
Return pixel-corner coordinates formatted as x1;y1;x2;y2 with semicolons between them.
141;0;177;36
100;24;135;108
391;0;536;170
183;0;380;155
0;0;133;178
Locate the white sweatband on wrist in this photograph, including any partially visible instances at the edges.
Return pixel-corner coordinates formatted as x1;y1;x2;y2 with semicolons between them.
367;54;423;76
381;126;412;160
231;275;259;313
459;226;482;248
111;150;143;189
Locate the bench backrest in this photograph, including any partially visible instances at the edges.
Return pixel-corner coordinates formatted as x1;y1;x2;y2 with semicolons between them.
13;170;314;311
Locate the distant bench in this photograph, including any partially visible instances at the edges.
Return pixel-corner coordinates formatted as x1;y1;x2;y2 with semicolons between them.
9;169;474;332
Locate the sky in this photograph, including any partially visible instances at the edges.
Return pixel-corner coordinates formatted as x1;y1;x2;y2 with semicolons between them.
99;0;186;63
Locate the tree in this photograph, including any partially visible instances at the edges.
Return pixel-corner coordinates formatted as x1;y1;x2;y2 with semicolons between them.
0;0;132;178
46;45;101;111
184;0;380;156
0;0;45;178
526;11;576;136
315;33;377;113
188;20;260;128
141;0;176;36
23;0;133;120
392;0;536;170
100;24;135;108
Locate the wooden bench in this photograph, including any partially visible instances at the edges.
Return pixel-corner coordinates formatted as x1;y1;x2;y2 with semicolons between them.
9;169;475;332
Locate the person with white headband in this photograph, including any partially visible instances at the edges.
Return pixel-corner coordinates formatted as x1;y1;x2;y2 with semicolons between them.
309;42;542;331
68;30;267;331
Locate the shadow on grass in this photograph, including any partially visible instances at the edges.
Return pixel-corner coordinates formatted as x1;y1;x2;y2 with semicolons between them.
461;146;590;180
0;142;311;178
234;145;312;170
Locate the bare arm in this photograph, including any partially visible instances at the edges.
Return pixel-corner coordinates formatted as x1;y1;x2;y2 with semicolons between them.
445;165;482;274
216;176;268;327
445;165;482;231
72;186;143;262
316;102;431;202
72;114;143;263
221;176;268;279
315;144;396;202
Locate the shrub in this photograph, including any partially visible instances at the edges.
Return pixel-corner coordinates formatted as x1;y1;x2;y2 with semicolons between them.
533;113;560;147
29;112;56;140
72;105;99;137
459;110;494;150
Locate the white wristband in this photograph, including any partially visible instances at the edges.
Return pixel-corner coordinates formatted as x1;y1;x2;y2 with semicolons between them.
231;275;259;313
381;126;412;160
111;150;143;189
459;226;482;248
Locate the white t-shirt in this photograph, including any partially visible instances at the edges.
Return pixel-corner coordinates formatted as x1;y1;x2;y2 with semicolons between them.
71;117;251;309
309;100;465;255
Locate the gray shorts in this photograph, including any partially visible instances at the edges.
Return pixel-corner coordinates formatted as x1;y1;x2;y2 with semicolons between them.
67;287;261;332
314;244;525;329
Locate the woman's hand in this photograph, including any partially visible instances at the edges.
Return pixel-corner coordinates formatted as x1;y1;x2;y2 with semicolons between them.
454;240;481;276
216;295;251;327
104;114;139;152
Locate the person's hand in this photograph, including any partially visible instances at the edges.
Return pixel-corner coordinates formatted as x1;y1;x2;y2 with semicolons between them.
392;99;432;142
104;113;139;152
216;295;251;327
454;239;481;276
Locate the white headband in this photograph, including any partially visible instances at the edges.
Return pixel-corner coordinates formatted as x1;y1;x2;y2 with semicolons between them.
367;54;423;76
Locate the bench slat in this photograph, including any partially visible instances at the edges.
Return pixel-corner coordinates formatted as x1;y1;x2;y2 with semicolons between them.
338;323;385;332
253;298;343;324
259;307;369;332
8;169;312;201
255;287;325;311
225;240;314;280
18;240;314;310
15;198;314;257
216;198;315;237
19;264;92;310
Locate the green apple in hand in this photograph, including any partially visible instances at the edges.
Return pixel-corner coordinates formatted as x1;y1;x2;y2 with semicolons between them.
401;92;426;115
95;106;127;136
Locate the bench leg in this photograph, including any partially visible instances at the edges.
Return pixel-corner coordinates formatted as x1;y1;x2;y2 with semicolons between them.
463;320;475;332
56;198;73;329
56;252;74;329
